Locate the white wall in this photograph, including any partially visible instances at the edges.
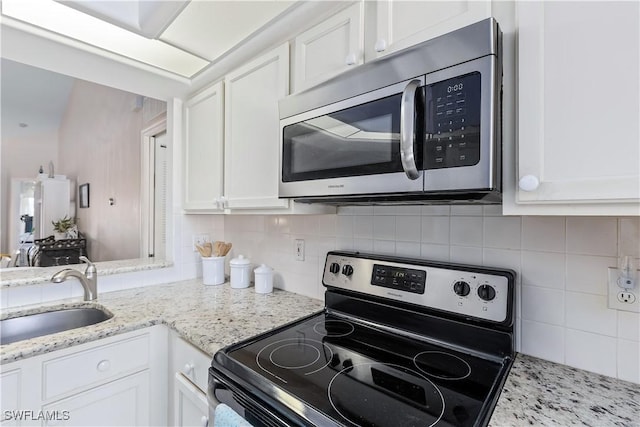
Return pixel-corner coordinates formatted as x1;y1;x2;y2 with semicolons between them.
223;207;640;384
0;130;59;253
58;80;143;262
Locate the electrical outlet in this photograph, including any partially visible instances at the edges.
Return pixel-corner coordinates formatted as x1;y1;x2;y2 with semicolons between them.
607;267;640;312
192;234;210;252
295;239;305;261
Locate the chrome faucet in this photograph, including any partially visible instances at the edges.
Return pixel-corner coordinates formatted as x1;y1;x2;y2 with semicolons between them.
51;256;98;301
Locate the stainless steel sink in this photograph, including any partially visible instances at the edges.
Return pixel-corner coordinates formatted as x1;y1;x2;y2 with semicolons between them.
0;307;113;345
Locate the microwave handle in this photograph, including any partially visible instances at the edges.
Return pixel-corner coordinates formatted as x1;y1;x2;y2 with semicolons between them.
400;79;421;180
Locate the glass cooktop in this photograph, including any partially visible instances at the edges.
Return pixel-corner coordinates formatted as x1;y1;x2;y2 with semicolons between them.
219;312;510;427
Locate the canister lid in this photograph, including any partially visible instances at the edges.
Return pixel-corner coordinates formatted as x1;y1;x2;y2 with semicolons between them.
229;254;250;265
254;263;272;274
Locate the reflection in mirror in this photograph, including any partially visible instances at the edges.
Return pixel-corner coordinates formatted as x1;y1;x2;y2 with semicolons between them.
1;58;168;268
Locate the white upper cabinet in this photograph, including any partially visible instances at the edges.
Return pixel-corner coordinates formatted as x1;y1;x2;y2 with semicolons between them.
366;0;492;60
183;81;225;212
224;43;290;210
293;2;364;92
506;1;640;215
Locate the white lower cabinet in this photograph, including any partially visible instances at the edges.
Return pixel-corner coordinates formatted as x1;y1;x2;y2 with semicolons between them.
168;332;212;427
0;326;168;427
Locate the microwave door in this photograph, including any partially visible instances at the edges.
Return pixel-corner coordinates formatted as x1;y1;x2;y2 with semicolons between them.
280;78;425;198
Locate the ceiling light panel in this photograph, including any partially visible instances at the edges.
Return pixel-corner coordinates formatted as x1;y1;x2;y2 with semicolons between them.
2;0;209;77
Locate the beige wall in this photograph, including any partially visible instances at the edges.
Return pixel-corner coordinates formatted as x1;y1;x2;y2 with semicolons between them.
0;130;60;253
58;80;142;262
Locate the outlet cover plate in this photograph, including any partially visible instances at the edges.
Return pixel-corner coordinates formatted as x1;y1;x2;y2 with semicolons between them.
192;234;210;252
608;267;640;312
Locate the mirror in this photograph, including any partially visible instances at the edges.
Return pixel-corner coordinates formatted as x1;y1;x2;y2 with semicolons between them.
1;58;168;268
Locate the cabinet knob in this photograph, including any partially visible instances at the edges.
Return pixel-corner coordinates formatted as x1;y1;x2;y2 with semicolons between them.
345;53;357;66
96;359;111;372
200;415;209;427
518;175;540;192
374;39;387;53
183;363;195;375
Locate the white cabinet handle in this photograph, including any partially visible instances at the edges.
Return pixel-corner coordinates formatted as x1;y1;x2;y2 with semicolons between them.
183;363;194;375
374;39;387;53
345;53;357;66
518;175;540;192
96;359;111;372
200;415;209;427
219;196;228;209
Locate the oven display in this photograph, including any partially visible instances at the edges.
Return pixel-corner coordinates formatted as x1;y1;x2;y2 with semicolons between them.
424;72;481;169
371;264;426;294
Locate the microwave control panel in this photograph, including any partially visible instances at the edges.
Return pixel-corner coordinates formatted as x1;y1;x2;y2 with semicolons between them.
424;72;481;169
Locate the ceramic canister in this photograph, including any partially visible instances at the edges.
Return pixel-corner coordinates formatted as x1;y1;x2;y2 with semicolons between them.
254;264;273;294
229;254;251;288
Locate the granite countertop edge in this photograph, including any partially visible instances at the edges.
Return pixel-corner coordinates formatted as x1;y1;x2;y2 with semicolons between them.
1;279;638;427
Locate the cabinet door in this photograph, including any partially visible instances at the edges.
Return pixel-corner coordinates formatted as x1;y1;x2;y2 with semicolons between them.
293;2;363;92
515;1;639;210
366;0;491;60
173;373;209;427
224;43;289;210
183;81;225;212
1;369;21;426
42;371;150;427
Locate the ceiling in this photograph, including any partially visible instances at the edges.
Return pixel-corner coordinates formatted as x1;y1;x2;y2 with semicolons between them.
0;0;296;79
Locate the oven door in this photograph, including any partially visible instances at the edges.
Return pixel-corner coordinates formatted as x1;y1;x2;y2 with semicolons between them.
279;77;426;199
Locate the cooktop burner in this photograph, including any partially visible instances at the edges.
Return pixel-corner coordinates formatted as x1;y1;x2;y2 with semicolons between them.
222;312;505;427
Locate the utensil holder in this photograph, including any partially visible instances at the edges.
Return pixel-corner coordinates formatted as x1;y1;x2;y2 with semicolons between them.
202;256;225;285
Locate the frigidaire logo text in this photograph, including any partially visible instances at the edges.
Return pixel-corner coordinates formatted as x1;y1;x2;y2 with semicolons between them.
328;185;344;189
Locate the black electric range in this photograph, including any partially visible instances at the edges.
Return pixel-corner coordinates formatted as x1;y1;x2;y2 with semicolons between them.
209;251;516;427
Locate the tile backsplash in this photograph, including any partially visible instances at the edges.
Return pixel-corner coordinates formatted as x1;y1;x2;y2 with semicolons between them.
223;206;640;384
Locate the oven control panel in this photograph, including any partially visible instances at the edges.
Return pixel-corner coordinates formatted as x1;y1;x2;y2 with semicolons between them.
323;252;513;324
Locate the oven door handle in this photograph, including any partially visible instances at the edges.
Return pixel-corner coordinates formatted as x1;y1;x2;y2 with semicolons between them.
400;79;422;181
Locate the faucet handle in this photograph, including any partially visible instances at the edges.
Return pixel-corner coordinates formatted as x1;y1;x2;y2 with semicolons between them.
79;256;96;273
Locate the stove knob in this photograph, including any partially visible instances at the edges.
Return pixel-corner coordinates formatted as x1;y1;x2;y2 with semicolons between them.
453;281;470;296
329;262;340;274
477;284;496;301
342;265;354;276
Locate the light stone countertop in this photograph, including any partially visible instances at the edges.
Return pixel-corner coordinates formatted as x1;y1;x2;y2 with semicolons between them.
1;279;638;426
0;258;172;288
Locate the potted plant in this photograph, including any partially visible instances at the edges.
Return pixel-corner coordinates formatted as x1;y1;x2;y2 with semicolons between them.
52;215;74;240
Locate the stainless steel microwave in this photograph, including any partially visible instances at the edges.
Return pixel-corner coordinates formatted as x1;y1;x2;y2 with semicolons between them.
279;18;502;205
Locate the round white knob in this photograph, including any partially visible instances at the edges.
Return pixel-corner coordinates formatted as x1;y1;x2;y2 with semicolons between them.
518;175;540;192
200;416;209;427
96;359;111;372
374;39;387;53
183;363;194;375
345;53;357;65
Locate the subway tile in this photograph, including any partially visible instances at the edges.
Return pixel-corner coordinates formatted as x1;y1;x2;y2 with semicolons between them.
566;255;616;295
521;285;565;325
617;339;640;383
373;206;397;216
618;311;640;342
421;205;450;216
482;248;521;274
41;282;72;303
396;216;421;242
522;216;565;252
483;216;521;249
303;216;320;236
336;215;354;238
619;218;640;257
7;284;42;308
450;217;483;247
373;216;396;240
449;246;483;265
521;320;565;364
565;292;617;337
566;217;617;256
335;238;354;251
353;216;373;239
420;244;450;262
421;216;449;244
450;205;483;216
521;251;565;289
353;238;373;252
482;205;503;216
373;240;396;256
396;206;422;216
317;215;337;236
290;216;307;235
565;329;617;377
395;242;422;258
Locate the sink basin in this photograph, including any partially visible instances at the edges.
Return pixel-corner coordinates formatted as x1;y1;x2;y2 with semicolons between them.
0;307;113;345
